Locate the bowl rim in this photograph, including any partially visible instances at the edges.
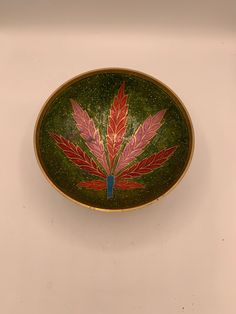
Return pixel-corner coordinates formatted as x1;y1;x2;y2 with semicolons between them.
34;67;195;212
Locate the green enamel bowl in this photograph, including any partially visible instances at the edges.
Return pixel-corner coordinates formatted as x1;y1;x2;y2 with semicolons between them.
34;68;194;212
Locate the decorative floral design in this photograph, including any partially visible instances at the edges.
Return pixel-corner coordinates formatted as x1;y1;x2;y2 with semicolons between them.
50;82;177;198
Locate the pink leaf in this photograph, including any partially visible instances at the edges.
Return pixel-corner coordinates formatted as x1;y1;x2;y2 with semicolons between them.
114;109;166;174
71;99;109;174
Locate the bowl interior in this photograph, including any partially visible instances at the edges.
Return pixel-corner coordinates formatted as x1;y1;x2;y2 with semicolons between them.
35;69;193;211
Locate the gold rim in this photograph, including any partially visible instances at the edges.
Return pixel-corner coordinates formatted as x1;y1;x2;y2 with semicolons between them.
34;68;195;213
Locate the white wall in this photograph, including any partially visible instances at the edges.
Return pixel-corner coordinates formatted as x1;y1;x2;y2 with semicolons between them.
0;1;236;313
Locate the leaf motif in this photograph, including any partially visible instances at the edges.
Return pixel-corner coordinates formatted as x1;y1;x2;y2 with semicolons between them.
77;180;106;190
71;99;109;173
107;82;128;170
114;109;166;174
115;180;144;189
50;133;106;178
117;146;177;179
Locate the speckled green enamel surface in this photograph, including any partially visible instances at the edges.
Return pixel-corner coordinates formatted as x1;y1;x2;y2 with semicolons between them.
36;70;193;210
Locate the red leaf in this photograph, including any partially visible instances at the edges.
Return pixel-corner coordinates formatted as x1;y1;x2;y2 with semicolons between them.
114;109;166;174
50;133;106;178
117;146;177;179
115;180;144;189
77;180;106;190
107;82;128;170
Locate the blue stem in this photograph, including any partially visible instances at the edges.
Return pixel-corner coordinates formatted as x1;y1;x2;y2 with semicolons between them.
107;175;115;199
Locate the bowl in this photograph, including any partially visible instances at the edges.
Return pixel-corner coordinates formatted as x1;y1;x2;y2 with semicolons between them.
34;68;194;211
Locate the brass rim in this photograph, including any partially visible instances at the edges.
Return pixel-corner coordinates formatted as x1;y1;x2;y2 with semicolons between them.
34;68;195;212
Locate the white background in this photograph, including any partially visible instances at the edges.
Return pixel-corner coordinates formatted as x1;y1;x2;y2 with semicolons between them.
0;1;236;313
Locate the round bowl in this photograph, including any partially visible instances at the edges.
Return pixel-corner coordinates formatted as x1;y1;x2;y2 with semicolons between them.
34;68;194;212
